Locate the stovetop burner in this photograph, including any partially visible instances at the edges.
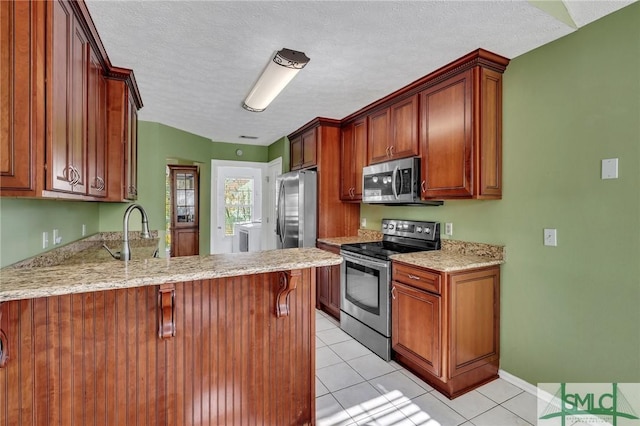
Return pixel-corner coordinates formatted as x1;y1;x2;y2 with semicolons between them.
341;219;441;261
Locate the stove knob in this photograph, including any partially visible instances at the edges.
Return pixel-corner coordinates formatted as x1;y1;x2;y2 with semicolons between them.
424;228;431;234
388;224;395;230
382;223;388;229
416;226;423;233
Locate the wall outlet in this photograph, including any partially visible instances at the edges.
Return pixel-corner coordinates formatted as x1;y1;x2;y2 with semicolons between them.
82;224;86;236
544;228;557;246
42;232;49;249
445;222;453;236
53;229;62;245
361;217;367;228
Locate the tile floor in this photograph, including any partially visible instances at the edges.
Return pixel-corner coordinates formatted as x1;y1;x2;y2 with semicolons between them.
315;309;537;426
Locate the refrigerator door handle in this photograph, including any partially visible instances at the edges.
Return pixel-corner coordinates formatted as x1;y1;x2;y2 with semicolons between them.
276;179;286;246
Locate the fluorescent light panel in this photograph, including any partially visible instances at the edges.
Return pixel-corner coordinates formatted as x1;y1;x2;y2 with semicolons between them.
243;48;310;112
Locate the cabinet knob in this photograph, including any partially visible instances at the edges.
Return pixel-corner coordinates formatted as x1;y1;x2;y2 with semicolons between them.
421;180;426;194
391;286;397;300
408;274;421;281
389;146;395;156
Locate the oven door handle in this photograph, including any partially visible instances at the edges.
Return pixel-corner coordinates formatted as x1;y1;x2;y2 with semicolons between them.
341;251;391;270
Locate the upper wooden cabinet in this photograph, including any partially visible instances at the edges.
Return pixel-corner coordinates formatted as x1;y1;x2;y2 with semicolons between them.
340;117;367;201
420;65;505;199
47;0;89;195
0;0;142;200
0;1;44;194
288;118;360;238
340;49;508;200
368;95;419;164
290;127;317;171
106;77;139;201
87;48;108;197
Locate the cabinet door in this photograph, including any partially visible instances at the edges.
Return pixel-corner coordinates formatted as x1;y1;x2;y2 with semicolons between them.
317;266;330;309
327;263;341;319
290;135;303;170
87;48;107;197
125;92;138;199
367;108;390;164
48;0;88;194
448;267;500;378
390;95;419;159
340;118;367;201
0;1;39;193
392;282;441;377
340;124;354;199
477;67;503;198
420;70;472;198
301;128;317;169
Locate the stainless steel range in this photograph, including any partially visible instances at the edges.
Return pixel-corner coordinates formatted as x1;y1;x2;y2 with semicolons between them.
340;219;440;361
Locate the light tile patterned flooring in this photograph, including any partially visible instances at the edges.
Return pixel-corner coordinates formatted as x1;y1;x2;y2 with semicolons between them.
315;310;537;426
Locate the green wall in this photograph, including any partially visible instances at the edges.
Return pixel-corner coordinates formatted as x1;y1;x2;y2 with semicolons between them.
361;3;640;384
99;121;270;255
0;198;100;267
268;136;290;172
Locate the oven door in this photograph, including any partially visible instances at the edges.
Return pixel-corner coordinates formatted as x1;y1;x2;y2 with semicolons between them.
340;250;391;337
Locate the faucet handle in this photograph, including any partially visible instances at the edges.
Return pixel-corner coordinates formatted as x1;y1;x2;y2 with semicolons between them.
102;244;122;260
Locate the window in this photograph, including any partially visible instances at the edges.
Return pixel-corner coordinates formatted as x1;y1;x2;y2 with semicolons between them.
224;177;254;235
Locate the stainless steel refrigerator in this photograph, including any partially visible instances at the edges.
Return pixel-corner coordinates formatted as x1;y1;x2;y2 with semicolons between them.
276;170;317;249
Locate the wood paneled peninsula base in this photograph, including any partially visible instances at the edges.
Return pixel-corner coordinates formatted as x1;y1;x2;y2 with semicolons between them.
0;248;340;425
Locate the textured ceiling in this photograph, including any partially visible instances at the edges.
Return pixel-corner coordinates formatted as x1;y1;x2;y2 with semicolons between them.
85;0;636;146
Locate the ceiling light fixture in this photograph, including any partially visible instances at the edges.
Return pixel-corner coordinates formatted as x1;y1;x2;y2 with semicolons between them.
242;48;310;112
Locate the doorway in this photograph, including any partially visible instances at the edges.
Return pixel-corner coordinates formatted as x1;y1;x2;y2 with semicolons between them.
211;160;266;254
168;165;199;257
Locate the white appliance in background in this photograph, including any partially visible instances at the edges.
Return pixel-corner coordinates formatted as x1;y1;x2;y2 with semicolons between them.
232;222;262;253
275;170;317;248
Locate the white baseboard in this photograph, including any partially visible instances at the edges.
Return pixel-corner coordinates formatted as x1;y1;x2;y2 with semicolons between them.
498;369;539;396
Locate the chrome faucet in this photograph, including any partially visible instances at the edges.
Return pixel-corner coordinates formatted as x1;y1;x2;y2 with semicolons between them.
103;203;151;261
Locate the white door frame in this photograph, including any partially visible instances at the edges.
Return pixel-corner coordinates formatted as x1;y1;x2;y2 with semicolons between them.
263;157;283;250
211;159;267;254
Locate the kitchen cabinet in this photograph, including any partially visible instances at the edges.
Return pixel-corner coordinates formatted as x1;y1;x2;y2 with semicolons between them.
368;94;419;165
106;78;140;201
0;0;142;201
289;127;316;171
340;117;367;201
288;118;360;239
47;0;89;194
0;0;44;193
316;242;341;319
392;261;500;398
420;58;506;199
87;48;108;197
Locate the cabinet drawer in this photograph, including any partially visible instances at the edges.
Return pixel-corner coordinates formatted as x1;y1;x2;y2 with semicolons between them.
393;263;441;294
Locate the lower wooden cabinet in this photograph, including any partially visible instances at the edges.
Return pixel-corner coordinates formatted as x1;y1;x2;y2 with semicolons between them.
392;262;500;398
316;242;341;320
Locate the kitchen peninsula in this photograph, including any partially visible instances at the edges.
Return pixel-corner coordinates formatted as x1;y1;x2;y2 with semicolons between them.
0;248;340;425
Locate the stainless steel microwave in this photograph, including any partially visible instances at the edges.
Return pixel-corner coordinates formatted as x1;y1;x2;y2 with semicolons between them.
362;157;443;205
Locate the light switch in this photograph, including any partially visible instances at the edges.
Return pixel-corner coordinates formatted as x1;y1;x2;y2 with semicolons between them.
601;158;618;179
544;228;557;247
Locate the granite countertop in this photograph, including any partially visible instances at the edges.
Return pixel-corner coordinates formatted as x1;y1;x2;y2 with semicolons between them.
0;248;342;302
317;228;383;247
317;236;382;246
391;251;503;272
320;229;505;273
392;239;505;272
